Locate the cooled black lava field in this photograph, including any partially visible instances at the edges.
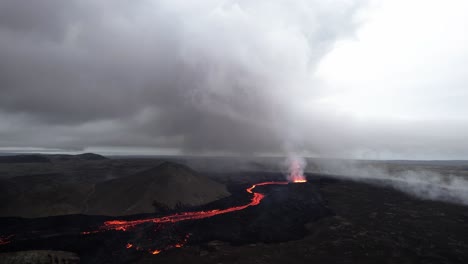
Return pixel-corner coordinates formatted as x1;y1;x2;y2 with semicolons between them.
1;172;468;264
0;177;329;263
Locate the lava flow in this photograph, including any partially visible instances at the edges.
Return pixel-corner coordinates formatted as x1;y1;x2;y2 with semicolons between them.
0;180;305;255
79;180;300;255
98;181;289;232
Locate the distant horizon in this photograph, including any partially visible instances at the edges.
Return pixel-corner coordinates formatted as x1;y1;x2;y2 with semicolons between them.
1;150;468;162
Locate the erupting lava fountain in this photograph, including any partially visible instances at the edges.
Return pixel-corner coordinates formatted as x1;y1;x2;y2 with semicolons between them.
287;157;307;183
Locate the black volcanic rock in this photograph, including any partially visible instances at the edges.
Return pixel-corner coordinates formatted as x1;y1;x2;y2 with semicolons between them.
186;182;330;244
2;173;468;264
0;250;79;264
0;173;91;218
0;155;50;163
87;162;230;216
75;153;108;160
48;153;107;161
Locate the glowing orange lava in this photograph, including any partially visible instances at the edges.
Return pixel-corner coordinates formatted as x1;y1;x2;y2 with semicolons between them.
288;158;307;183
0;235;13;245
81;181;297;255
98;181;289;232
1;181;308;255
293;179;307;183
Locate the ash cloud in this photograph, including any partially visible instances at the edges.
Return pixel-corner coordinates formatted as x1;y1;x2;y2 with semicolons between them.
0;0;365;154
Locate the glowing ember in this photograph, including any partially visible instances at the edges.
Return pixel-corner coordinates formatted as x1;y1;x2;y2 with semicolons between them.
0;235;13;245
146;233;190;254
81;230;100;235
126;243;133;249
293;179;307;183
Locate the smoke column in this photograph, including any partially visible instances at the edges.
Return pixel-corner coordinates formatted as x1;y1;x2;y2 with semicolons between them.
286;155;307;183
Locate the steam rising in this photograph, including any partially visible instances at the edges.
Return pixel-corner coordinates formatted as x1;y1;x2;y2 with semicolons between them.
285;155;307;182
318;161;468;206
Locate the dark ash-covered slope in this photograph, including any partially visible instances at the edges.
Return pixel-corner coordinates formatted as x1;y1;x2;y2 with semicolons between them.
86;162;230;216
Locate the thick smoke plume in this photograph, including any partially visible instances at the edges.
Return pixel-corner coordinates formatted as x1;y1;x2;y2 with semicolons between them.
318;160;468;206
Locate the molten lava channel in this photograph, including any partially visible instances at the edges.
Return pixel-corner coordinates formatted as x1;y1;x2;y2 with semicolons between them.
293;179;307;183
100;181;289;232
0;180;308;255
80;180;305;255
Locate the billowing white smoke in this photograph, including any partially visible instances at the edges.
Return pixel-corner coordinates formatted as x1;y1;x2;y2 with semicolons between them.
285;155;307;182
318;161;468;206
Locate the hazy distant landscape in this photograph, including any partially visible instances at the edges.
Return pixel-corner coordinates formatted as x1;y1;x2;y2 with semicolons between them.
1;153;468;218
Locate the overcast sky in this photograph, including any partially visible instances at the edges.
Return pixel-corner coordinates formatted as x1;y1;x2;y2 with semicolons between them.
0;0;467;159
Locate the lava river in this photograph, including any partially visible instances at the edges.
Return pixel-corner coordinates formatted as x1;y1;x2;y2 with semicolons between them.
83;181;297;254
0;181;305;255
98;181;289;231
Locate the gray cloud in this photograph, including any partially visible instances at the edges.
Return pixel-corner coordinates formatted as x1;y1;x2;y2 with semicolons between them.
0;0;365;154
4;1;467;159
